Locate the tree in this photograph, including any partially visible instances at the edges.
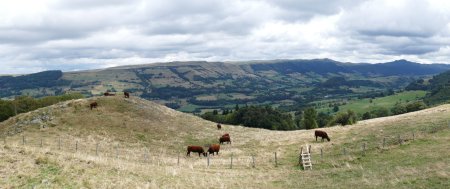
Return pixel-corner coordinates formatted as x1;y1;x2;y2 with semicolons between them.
301;108;318;129
333;105;339;112
212;110;218;115
329;110;358;126
294;110;303;129
316;112;332;128
391;103;407;115
405;101;427;112
201;105;296;130
235;104;240;111
222;109;230;115
362;112;372;120
370;107;390;117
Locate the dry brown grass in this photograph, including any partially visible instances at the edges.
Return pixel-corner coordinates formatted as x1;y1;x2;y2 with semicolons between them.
0;96;449;188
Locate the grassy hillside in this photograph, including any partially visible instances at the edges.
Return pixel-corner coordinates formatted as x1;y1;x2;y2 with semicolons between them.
423;70;450;105
317;90;427;114
0;96;449;188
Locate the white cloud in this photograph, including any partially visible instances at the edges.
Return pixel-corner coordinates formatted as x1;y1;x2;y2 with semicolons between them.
0;0;450;74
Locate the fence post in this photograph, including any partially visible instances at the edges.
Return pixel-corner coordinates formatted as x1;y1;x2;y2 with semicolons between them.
320;148;323;158
298;146;303;165
58;137;61;150
75;141;78;152
274;152;278;167
177;153;180;166
398;134;402;145
252;155;255;168
207;155;210;167
96;143;99;156
22;136;25;145
362;143;366;155
230;153;233;169
40;138;43;148
343;148;346;155
412;132;415;141
309;145;311;153
144;150;149;163
116;145;119;159
383;137;386;148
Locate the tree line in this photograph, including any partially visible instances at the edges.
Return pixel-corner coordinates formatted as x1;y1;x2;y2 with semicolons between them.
200;99;428;131
200;105;359;131
0;93;84;122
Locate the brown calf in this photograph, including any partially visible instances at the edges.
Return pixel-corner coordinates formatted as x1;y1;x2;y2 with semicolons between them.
217;123;221;130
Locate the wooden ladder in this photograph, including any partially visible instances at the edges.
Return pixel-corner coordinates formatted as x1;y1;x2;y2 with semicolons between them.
300;145;312;170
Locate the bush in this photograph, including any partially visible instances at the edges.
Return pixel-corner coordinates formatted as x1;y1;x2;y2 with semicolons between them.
391;103;407;115
329;110;358;126
370;107;390;117
405;101;427;112
362;112;372;120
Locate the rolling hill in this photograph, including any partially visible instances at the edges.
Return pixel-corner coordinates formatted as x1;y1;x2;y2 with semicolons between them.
0;96;448;188
0;59;449;113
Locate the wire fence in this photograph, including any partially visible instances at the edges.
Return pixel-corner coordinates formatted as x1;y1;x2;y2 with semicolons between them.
300;122;449;169
3;122;449;170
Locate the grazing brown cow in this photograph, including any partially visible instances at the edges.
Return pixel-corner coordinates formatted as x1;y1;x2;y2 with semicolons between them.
207;144;220;156
187;146;207;157
124;92;130;98
222;133;229;137
315;130;330;142
90;102;98;110
219;135;231;144
104;92;115;96
217;123;221;130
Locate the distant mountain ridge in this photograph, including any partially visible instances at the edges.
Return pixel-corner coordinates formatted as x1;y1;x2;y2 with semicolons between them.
248;59;450;76
1;59;449;112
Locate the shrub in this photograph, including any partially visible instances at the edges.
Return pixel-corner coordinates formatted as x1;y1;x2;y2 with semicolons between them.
391;103;407;115
329;110;358;126
405;101;427;112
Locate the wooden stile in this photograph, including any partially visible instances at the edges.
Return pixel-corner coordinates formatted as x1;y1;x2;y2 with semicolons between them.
300;145;312;170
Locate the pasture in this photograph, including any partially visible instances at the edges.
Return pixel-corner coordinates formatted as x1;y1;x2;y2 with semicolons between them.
0;96;448;188
317;90;427;114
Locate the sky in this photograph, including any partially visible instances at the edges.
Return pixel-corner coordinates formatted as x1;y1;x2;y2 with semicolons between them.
1;0;450;74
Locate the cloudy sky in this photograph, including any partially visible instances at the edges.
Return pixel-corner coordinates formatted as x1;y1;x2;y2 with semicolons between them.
1;0;450;74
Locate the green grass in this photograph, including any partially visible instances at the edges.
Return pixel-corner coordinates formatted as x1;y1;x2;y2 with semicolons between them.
178;104;200;112
318;90;427;114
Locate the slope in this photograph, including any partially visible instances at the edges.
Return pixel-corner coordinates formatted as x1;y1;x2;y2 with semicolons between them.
0;96;449;188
